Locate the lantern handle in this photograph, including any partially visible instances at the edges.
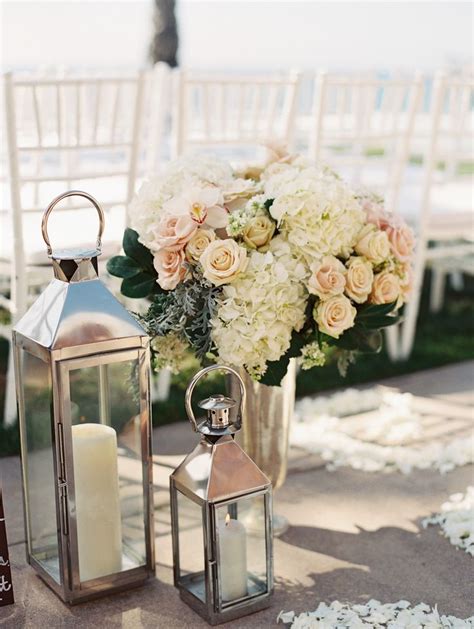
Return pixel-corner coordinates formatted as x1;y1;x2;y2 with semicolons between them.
41;190;105;257
185;365;246;433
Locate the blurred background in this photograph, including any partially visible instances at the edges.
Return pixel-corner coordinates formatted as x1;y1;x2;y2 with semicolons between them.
0;0;473;453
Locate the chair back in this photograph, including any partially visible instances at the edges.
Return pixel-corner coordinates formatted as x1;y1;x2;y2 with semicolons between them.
2;68;154;318
417;73;474;240
172;69;301;161
309;73;423;212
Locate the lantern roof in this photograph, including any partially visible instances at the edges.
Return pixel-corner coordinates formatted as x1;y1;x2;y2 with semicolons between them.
172;435;271;503
14;277;147;350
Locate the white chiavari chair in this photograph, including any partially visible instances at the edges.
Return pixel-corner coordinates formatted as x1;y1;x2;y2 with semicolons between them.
1;68;154;423
388;73;474;360
172;69;302;163
309;72;423;213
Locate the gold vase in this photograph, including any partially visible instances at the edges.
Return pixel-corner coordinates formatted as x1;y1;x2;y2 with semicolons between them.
229;360;296;535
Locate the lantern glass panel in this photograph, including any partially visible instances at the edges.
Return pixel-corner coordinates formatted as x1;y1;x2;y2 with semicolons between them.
215;494;268;608
66;355;147;582
20;348;60;582
176;489;205;602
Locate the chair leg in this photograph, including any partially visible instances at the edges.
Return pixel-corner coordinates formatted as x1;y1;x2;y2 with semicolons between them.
152;368;172;403
399;246;427;360
385;324;401;361
4;340;17;426
449;270;464;291
430;268;446;313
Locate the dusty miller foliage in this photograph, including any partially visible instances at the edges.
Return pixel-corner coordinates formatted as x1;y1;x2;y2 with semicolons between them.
140;269;223;360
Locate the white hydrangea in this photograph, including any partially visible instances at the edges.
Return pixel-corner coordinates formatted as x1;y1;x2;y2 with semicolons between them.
300;342;327;369
210;237;308;377
263;162;365;266
129;154;234;250
151;333;189;374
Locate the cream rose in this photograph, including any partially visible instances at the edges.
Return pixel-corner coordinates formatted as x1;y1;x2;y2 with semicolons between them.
185;228;216;263
153;249;186;290
355;224;391;264
150;214;197;252
200;239;248;286
345;256;374;304
386;223;415;262
308;256;346;299
315;294;357;339
242;215;276;251
370;270;401;305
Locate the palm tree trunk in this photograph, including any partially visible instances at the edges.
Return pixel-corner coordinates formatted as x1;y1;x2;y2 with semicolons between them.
149;0;179;67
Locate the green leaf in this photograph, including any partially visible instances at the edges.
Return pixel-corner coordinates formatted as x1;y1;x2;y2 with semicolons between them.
358;314;402;329
122;228;155;274
121;272;157;299
332;326;382;353
357;301;398;319
106;255;141;279
259;332;305;387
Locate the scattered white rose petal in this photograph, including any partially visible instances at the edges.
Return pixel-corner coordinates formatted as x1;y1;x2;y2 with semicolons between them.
278;600;474;628
291;388;473;474
422;487;474;555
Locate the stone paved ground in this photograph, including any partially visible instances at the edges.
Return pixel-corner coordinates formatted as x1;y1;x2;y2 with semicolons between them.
1;362;473;628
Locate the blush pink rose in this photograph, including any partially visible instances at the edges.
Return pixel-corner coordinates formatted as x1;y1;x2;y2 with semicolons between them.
385;223;415;262
364;202;415;263
154;249;186;290
308;256;346;300
150;215;197;252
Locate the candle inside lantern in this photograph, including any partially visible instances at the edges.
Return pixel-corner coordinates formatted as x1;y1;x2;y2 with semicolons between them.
71;423;122;582
218;513;248;601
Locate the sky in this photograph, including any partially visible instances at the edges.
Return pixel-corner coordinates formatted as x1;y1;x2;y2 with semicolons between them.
1;1;473;73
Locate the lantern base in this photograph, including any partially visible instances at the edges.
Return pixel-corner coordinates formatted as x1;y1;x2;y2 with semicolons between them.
179;584;273;626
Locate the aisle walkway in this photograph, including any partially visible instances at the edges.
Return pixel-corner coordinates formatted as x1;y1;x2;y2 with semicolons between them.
1;362;473;628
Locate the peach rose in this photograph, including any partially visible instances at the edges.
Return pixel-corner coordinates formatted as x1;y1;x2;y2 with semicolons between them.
385;223;415;262
185;228;216;263
370;271;401;305
200;239;248;286
151;214;197;252
355;224;391;265
315;294;357;339
243;215;275;251
308;256;346;300
154;249;186;290
345;256;374;304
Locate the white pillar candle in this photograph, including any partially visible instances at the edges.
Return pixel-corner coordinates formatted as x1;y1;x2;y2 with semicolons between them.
218;514;247;601
71;423;122;582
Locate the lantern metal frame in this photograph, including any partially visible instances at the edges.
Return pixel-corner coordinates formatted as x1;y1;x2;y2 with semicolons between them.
13;191;155;604
170;365;274;626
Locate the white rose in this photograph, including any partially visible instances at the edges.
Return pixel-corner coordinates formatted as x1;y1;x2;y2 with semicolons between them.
370;271;401;305
185;228;216;263
355;224;391;264
345;256;374;304
308;255;346;300
315;294;356;338
200;239;248;286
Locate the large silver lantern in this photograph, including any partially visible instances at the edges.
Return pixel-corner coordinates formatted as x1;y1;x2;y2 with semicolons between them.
170;365;274;625
12;191;155;603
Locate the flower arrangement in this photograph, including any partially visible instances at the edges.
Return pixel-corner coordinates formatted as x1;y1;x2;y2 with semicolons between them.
108;151;415;386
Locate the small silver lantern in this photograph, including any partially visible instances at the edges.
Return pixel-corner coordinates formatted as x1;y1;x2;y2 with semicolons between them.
170;365;274;625
12;191;155;603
